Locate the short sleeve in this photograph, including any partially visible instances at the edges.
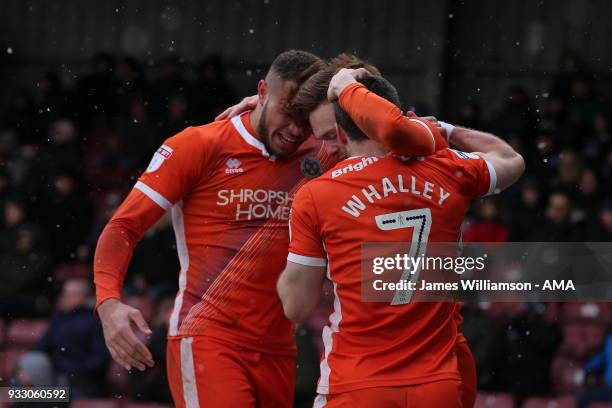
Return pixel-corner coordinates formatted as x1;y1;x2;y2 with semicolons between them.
136;127;207;210
287;184;327;267
445;149;497;197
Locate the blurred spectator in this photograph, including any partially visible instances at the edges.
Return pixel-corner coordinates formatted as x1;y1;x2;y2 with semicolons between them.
489;84;538;146
575;168;602;236
463;197;508;242
459;303;500;391
555;149;583;193
76;53;116;125
38;171;93;262
577;328;612;408
494;304;563;402
509;178;545;241
593;198;612;241
0;197;51;317
35;278;109;398
529;191;586;241
150;56;188;120
190;55;236;122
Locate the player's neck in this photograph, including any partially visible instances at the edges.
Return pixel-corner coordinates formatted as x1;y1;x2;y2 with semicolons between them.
248;105;263;140
347;140;387;158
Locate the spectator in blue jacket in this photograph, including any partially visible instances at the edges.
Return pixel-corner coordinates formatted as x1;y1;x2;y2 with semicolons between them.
35;278;110;398
577;332;612;408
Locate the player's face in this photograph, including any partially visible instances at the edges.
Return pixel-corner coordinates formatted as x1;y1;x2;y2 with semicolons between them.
309;101;348;158
258;80;308;158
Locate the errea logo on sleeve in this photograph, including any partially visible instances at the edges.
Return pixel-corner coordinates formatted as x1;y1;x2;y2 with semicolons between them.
146;145;173;173
225;158;244;174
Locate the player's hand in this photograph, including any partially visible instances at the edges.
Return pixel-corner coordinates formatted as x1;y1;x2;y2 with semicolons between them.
406;111;446;138
327;68;371;101
98;298;154;371
215;95;259;121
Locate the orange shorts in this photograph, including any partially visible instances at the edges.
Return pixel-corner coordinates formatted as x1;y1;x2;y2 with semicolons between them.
166;335;295;408
313;380;462;408
456;339;477;408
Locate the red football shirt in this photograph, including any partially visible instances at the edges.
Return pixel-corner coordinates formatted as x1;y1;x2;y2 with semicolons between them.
95;112;337;355
288;149;496;393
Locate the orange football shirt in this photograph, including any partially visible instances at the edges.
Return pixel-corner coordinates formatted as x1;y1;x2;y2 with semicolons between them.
95;112;337;355
288;149;496;393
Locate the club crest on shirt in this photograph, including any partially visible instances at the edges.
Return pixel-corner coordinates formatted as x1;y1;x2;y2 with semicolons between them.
146;145;173;173
300;156;323;179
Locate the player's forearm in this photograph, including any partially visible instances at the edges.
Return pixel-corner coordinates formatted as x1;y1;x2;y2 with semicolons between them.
450;126;525;191
338;83;438;156
94;221;140;308
93;189;166;309
449;126;516;159
277;264;323;323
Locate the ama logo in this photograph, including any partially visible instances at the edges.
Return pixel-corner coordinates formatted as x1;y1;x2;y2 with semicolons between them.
225;158;244;174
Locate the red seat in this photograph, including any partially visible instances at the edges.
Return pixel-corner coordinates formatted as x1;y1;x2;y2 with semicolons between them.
560;323;605;358
0;348;25;383
475;392;515;408
551;356;585;394
71;399;120;408
562;302;610;324
5;320;48;349
522;396;576;408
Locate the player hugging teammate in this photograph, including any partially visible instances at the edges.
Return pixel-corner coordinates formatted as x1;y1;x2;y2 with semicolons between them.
93;50;524;408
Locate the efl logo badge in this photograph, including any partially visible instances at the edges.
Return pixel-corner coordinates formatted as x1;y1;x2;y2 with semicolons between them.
225;158;244;174
300;156;323;179
146;145;173;173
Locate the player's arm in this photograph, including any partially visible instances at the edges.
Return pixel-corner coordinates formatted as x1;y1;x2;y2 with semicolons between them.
329;68;443;155
215;95;258;121
94;127;206;371
448;125;525;192
94;192;163;372
277;184;327;322
277;262;326;322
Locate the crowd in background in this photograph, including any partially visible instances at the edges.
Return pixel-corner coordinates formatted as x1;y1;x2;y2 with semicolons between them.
0;51;611;406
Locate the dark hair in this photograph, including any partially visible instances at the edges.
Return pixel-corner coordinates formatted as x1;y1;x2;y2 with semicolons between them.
268;49;324;84
333;75;400;141
290;54;381;127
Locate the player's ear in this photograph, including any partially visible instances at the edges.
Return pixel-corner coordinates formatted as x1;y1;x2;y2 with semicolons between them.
335;123;349;145
257;80;267;105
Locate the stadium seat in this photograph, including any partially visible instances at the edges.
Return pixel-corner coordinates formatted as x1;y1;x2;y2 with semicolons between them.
475;392;516;408
124;403;173;408
561;302;611;324
551;356;585;394
0;348;24;383
71;399;120;408
522;396;576;408
560;323;605;359
5;320;48;349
